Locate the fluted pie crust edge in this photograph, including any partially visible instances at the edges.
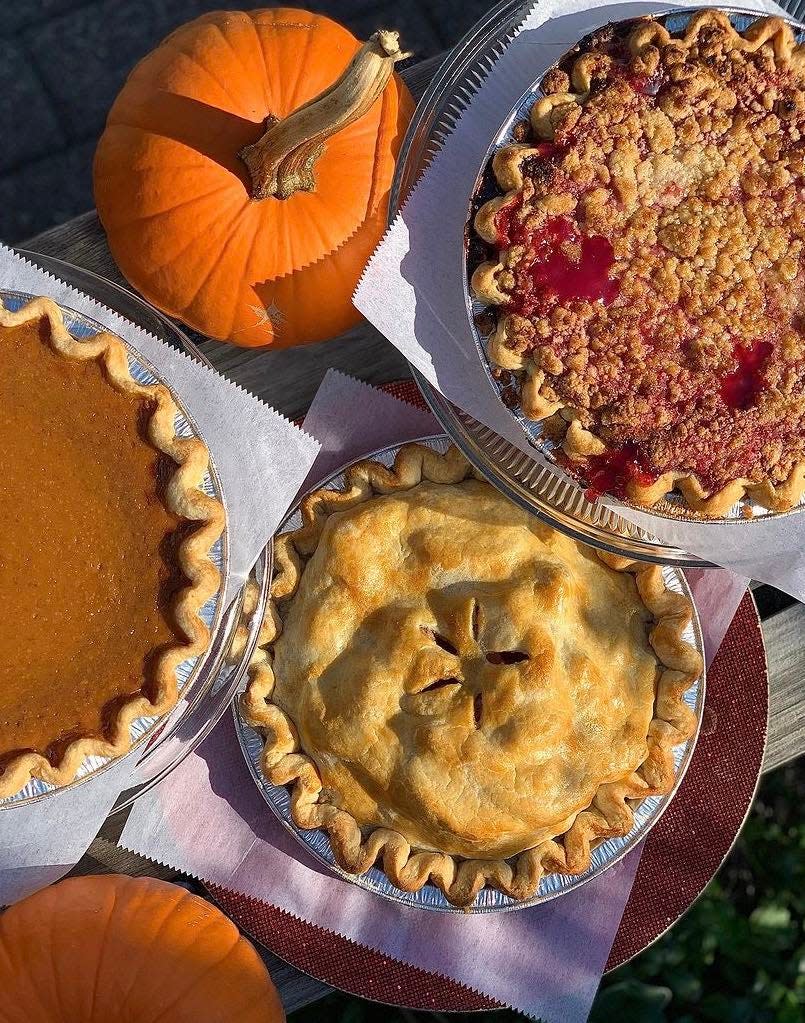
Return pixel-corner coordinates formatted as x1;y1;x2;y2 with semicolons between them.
240;443;703;907
0;296;225;797
471;12;805;517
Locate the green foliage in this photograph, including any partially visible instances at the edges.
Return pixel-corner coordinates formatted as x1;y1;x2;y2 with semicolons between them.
597;760;805;1023
291;761;804;1023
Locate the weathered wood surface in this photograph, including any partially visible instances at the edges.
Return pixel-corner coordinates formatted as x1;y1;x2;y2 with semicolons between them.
764;603;805;772
21;48;802;1013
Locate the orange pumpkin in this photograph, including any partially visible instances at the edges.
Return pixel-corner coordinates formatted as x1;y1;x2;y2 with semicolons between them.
0;875;284;1023
94;8;413;348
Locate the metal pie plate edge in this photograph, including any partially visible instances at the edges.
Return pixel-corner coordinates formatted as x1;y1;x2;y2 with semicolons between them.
234;434;706;914
1;289;232;807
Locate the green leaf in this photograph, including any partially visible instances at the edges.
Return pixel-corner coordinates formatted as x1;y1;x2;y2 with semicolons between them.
589;979;671;1023
750;905;792;930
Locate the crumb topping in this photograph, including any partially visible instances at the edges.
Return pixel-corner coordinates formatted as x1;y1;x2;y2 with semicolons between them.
478;14;805;495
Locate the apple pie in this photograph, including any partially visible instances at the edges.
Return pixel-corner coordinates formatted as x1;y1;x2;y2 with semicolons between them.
241;443;702;906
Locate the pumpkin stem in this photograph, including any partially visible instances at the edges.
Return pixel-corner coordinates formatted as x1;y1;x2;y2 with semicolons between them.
239;30;411;201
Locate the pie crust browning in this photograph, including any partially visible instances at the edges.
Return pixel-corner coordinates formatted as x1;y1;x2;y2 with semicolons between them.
472;13;805;516
0;297;225;797
241;444;703;907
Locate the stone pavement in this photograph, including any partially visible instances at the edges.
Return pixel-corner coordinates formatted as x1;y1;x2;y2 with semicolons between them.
0;0;492;243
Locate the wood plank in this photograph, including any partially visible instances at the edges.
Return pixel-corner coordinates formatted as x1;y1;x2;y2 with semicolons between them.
763;602;805;772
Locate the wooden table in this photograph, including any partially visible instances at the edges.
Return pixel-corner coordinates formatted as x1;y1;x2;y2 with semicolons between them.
22;54;804;1015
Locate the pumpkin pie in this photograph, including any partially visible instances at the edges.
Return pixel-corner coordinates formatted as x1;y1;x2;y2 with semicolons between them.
472;12;805;516
241;443;702;907
0;297;225;797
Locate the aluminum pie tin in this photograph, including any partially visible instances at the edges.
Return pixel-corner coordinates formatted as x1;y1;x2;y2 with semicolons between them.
465;6;805;528
389;1;805;566
0;288;230;807
235;435;706;913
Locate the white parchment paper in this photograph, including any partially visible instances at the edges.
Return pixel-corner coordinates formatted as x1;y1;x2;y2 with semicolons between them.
354;0;805;597
0;244;320;903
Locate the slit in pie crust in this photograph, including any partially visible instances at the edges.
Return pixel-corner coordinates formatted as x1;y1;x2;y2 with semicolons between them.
241;443;703;907
471;12;805;517
0;297;225;797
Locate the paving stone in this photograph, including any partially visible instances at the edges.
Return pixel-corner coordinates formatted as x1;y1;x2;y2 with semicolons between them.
326;0;449;58
419;0;503;48
0;35;67;172
21;0;235;140
0;139;95;242
1;0;87;34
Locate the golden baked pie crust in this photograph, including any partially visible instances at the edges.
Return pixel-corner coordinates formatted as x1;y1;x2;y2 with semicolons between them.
0;296;225;797
241;443;703;907
472;13;805;516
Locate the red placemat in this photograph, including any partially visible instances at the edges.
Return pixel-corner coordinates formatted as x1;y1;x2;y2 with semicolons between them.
211;379;768;1012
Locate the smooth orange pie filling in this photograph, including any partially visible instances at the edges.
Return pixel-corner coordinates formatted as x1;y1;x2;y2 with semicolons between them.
0;318;183;769
472;13;805;514
0;300;224;796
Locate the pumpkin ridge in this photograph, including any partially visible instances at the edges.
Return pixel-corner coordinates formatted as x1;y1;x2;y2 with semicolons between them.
112;879;186;1014
251;17;273;114
42;897;69;1022
296;202;365;276
178;209;252;318
253;211;364;285
285;12;322;122
166;39;247;113
25;904;60;1023
16;924;52;1018
87;882;119;1020
251;213;368;286
106;112;253;192
130;190;247;280
99;176;236;227
242;180;371;282
147;924;243;1023
240;220;267;328
112;880;188;1007
257;8;343;118
155;10;224;56
228;189;271;270
221;211;267;338
211;18;265;108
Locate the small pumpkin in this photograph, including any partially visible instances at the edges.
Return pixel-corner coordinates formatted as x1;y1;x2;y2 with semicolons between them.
0;875;284;1023
94;8;413;348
